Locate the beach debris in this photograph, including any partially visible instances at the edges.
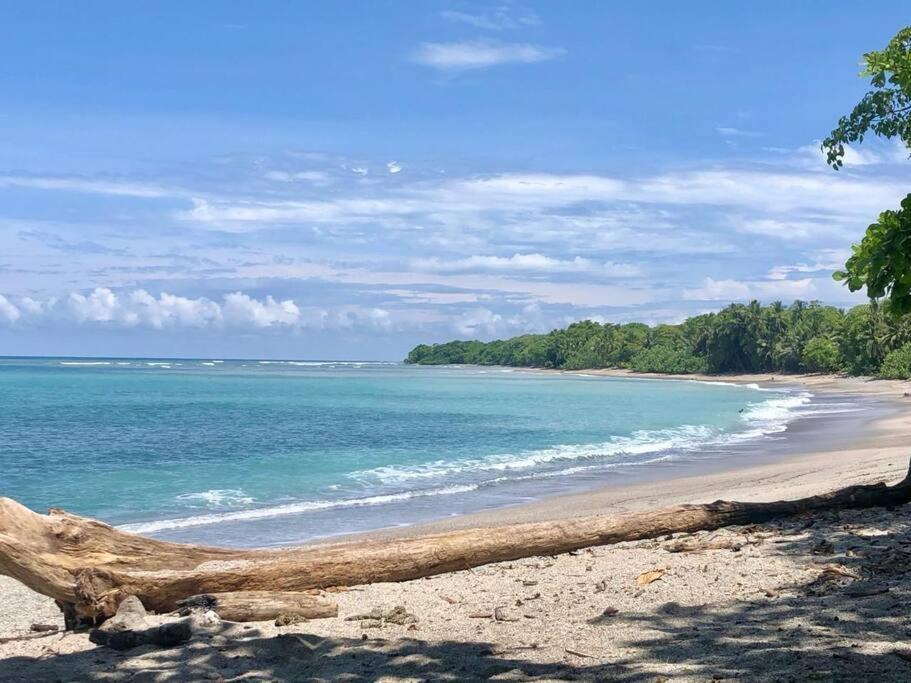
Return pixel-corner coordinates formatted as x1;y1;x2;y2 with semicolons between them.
29;623;59;633
88;596;196;650
636;569;666;586
816;565;859;581
468;611;494;619
594;579;608;592
806;565;860;594
345;605;417;627
522;580;539;587
494;607;520;622
0;631;64;645
440;595;459;604
565;647;596;659
491;643;539;655
175;591;337;622
175;593;217;614
274;613;307;627
6;459;911;626
664;537;755;553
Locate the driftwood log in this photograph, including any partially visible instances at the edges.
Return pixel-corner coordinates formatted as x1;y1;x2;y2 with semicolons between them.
2;459;910;625
175;591;338;622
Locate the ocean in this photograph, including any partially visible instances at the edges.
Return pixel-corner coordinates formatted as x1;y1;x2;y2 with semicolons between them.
0;357;873;547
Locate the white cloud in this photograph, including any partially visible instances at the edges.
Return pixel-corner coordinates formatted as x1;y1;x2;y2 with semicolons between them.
67;288;120;323
412;40;565;71
453;307;505;337
0;175;172;198
735;217;845;241
222;292;300;328
440;7;539;30
62;288;223;328
716;127;761;138
795;140;910;168
411;253;641;276
0;294;20;323
128;290;223;328
451;303;555;338
0;288;403;332
263;170;333;185
767;255;847;280
386;161;402;174
681;276;857;302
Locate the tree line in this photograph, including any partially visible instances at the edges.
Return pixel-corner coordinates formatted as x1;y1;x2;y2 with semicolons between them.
405;301;911;379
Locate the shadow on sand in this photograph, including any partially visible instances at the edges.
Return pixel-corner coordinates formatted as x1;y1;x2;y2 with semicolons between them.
2;507;911;681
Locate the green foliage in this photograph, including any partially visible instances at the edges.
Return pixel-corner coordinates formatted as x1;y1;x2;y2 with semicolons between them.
406;300;911;377
838;303;889;374
879;343;911;379
823;27;911;314
833;196;911;315
800;336;842;373
629;346;708;374
823;27;911;169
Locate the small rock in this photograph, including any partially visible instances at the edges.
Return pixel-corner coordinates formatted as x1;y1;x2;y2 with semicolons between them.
100;595;149;633
274;613;307;627
29;624;59;633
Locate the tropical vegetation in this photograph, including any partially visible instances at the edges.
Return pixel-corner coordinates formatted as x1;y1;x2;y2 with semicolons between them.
405;301;911;379
824;27;911;314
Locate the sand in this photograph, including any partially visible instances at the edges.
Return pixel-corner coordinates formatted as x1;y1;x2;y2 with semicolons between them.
2;372;910;681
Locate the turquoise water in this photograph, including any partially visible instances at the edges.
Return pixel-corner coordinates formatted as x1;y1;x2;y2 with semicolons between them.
0;357;850;546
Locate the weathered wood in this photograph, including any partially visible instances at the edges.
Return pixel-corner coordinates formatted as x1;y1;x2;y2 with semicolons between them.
2;459;910;623
176;591;338;622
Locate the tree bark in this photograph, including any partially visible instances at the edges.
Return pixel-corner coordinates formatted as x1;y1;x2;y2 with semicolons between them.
2;460;910;624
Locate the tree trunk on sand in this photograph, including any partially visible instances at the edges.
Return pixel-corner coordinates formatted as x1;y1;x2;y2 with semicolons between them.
2;460;910;624
175;591;338;622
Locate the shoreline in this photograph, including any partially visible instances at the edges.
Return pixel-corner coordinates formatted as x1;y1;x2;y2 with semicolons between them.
118;370;911;548
311;371;911;546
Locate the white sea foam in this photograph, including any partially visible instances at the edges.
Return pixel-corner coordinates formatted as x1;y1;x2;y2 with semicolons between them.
256;360;397;367
201;362;216;366
121;385;842;536
119;484;478;534
354;389;821;486
175;489;255;507
356;424;719;485
60;361;111;366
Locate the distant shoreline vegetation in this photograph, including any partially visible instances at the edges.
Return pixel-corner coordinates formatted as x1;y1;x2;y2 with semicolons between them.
405;301;911;379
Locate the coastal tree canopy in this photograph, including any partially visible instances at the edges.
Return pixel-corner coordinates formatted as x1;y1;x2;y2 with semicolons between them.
823;27;911;314
406;301;911;379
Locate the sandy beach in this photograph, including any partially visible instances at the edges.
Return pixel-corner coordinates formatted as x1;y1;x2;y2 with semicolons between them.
2;372;910;681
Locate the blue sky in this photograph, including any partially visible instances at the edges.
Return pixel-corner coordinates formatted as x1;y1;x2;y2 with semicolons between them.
1;2;910;359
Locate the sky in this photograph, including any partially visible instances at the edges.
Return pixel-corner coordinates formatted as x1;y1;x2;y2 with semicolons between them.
1;2;911;360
